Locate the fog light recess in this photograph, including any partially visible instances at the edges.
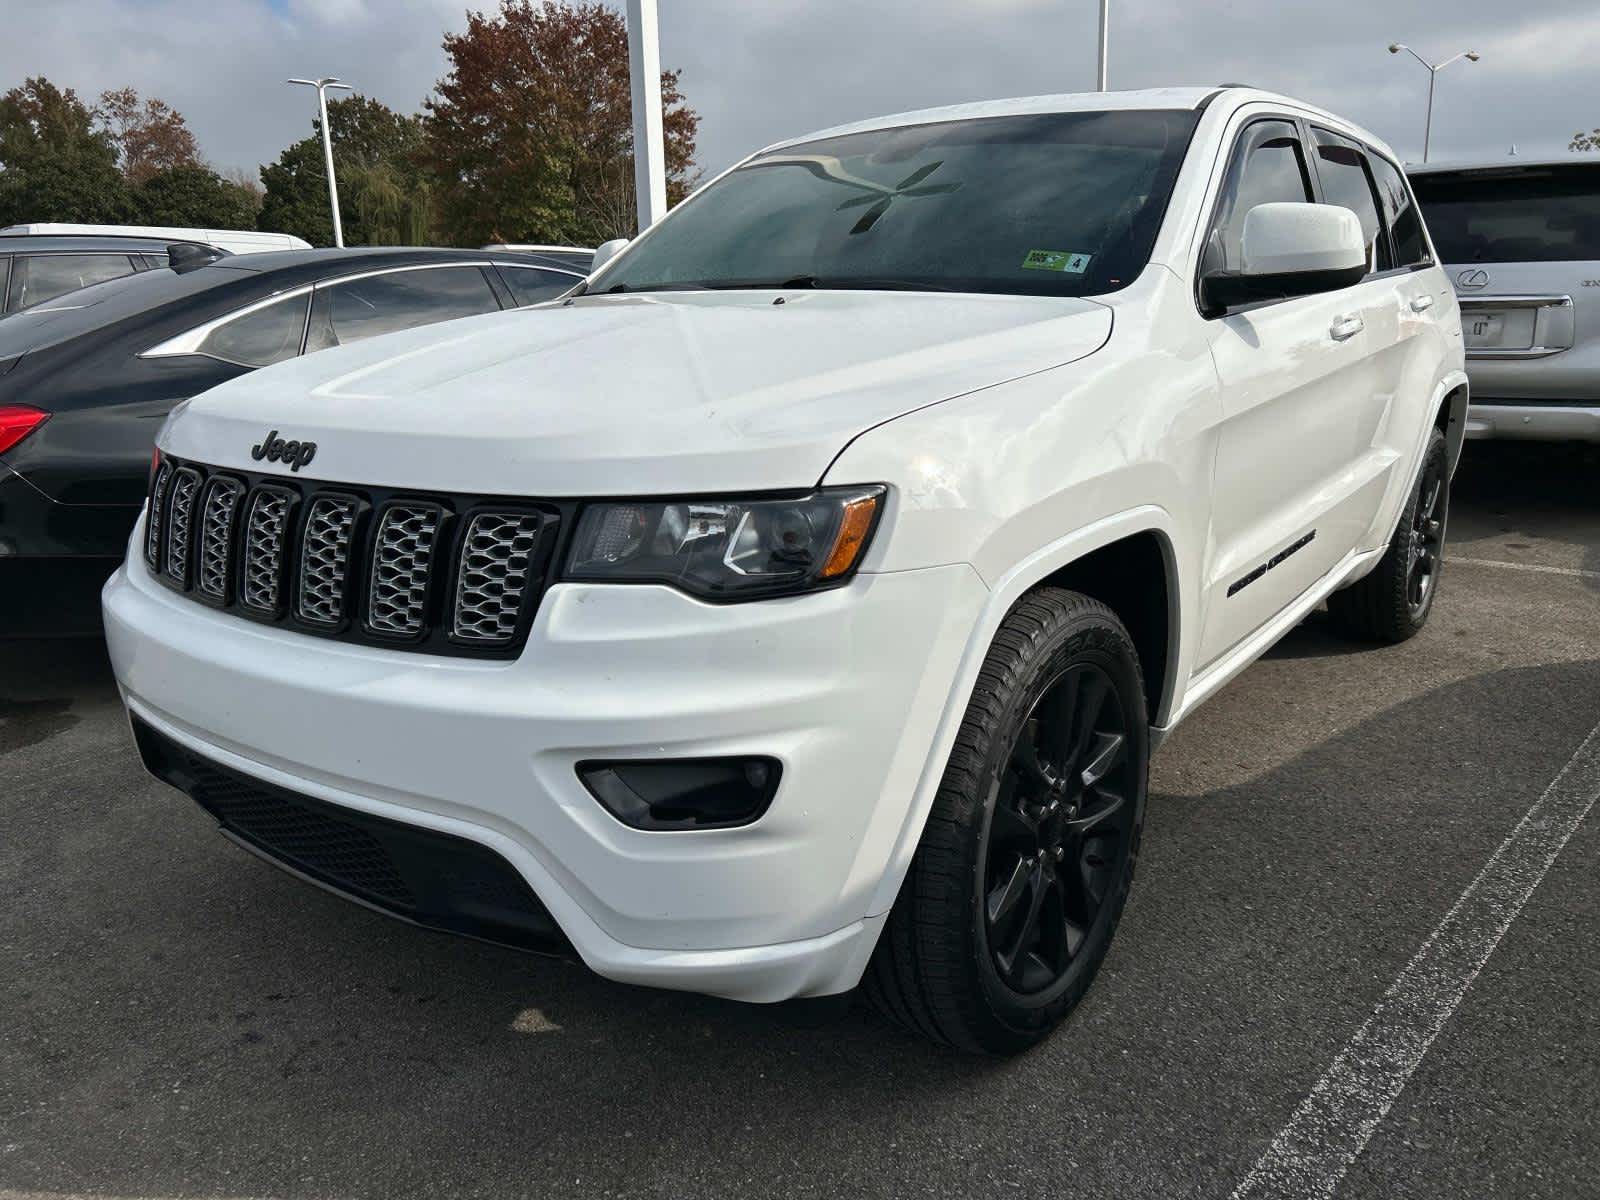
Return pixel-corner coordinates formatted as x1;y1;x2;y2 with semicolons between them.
576;758;781;831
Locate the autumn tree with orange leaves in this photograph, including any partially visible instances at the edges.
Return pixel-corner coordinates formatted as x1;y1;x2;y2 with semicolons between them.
97;87;200;185
423;0;699;246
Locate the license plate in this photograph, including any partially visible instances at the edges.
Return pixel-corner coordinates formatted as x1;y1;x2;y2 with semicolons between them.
1464;312;1504;345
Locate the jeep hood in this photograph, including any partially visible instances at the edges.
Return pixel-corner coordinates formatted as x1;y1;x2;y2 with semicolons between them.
162;289;1111;495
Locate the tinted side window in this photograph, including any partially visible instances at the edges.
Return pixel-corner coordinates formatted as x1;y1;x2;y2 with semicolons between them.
305;266;501;351
196;294;309;367
7;253;139;311
1369;156;1429;267
1204;120;1314;275
500;265;578;306
1312;129;1391;271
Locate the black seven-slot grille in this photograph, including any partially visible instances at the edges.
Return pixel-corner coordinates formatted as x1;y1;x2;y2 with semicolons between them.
144;455;562;658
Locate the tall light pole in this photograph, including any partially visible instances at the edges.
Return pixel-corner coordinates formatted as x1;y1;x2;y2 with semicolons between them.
1097;0;1109;91
1386;45;1479;163
288;77;354;246
625;0;667;231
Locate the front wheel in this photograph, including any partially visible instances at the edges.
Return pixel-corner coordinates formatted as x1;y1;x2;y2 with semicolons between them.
864;588;1148;1055
1327;426;1450;643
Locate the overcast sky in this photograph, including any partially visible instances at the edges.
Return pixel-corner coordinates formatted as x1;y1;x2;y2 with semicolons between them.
5;0;1598;181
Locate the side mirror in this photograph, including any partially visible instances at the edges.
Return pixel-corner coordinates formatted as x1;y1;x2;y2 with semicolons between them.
1200;202;1368;315
590;238;630;275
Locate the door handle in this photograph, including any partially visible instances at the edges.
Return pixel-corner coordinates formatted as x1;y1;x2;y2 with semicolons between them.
1410;295;1435;313
1330;314;1365;341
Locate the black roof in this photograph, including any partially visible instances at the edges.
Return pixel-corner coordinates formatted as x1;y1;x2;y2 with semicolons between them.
208;246;587;275
0;246;585;361
1406;159;1600;178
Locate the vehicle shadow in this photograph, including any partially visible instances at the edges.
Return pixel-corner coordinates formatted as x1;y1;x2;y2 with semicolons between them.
1448;438;1600;587
0;637;116;754
6;656;1600;1199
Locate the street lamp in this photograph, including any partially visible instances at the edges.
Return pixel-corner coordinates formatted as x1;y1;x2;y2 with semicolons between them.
287;76;354;247
1097;0;1109;91
1386;44;1480;163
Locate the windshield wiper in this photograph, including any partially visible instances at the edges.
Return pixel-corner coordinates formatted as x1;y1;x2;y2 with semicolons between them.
702;275;952;293
604;276;957;295
822;277;956;293
698;275;819;291
599;281;713;294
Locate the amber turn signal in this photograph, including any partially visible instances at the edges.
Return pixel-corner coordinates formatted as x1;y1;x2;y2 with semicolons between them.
819;493;881;579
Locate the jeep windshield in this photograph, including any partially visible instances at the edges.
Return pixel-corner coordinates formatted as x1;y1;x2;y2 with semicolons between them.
588;108;1200;299
1411;165;1600;263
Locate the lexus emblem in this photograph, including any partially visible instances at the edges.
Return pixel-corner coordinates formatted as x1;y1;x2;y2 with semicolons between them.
1456;268;1490;291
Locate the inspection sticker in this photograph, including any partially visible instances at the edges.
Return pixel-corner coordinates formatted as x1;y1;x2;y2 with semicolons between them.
1021;249;1093;274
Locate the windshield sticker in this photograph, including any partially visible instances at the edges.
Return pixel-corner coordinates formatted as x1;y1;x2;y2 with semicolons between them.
1022;250;1092;274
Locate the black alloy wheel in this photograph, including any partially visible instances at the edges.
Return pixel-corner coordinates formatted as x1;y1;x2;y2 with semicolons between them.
1406;452;1447;618
864;588;1149;1054
982;663;1135;995
1327;425;1450;643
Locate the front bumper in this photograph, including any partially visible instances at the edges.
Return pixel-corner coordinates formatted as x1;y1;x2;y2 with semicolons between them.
1465;402;1600;442
104;533;986;1002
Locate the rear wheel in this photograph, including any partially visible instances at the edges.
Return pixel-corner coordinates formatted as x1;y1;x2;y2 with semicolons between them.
864;588;1148;1054
1327;427;1449;643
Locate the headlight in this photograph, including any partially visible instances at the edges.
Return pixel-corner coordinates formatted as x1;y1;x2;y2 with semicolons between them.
564;486;885;600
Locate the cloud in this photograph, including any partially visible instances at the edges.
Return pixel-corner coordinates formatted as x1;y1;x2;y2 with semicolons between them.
2;0;1594;184
0;0;459;174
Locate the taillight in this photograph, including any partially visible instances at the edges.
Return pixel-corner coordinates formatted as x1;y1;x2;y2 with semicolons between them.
0;405;49;457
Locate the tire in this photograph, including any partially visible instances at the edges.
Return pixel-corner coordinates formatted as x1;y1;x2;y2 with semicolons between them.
1327;427;1449;644
864;588;1148;1055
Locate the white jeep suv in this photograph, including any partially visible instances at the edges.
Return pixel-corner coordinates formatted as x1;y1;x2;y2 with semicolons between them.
105;87;1466;1054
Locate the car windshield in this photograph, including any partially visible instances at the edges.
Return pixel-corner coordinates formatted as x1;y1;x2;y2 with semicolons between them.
1411;166;1600;263
589;109;1200;298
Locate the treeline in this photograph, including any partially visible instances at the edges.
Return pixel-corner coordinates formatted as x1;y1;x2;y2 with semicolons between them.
0;1;699;247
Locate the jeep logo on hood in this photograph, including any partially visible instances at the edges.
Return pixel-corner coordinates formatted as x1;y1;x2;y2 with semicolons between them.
250;430;317;473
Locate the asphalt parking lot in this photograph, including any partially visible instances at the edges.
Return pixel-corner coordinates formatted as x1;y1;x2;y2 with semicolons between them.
3;439;1597;1200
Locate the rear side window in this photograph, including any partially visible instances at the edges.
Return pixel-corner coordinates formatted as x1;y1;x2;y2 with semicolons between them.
305;265;501;351
1312;129;1390;271
196;294;309;367
500;265;579;306
7;253;138;311
1408;168;1600;263
1370;156;1431;267
1203;120;1314;275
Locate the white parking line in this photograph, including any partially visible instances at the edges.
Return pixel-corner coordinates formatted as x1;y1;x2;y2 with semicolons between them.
1230;717;1600;1200
1450;555;1600;580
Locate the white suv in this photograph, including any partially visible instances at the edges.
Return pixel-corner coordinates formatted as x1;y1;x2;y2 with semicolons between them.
105;87;1465;1054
